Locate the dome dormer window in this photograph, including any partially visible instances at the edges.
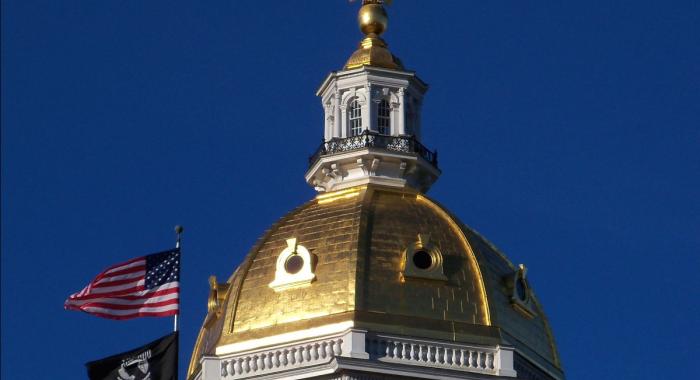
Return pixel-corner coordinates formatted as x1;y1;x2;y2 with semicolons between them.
377;99;391;135
349;99;363;136
508;264;538;319
401;234;447;282
269;238;316;292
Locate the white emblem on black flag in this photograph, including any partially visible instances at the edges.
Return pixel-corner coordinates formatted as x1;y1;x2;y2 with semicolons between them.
86;332;178;380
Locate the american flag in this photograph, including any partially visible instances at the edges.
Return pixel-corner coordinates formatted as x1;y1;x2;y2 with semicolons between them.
65;249;180;320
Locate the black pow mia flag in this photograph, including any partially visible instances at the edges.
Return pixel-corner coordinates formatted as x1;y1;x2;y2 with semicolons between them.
86;332;178;380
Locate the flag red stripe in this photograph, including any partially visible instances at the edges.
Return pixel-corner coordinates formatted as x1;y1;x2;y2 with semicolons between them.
103;257;146;274
93;270;145;286
64;289;180;306
64;301;178;313
95;265;146;280
92;262;145;284
70;298;179;311
64;302;179;314
66;283;178;301
93;274;146;288
86;281;145;295
77;309;178;320
67;285;146;301
104;286;179;300
78;303;179;315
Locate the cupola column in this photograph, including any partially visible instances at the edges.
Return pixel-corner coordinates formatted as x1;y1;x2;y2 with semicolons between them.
365;83;374;133
397;87;406;135
334;91;342;139
339;102;348;138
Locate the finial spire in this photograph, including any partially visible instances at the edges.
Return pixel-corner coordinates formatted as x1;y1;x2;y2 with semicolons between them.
344;0;403;70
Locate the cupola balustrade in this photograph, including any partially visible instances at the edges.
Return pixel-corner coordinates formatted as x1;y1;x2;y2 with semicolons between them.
309;130;438;169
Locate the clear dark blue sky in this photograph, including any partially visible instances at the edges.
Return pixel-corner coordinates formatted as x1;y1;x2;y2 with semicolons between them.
2;1;699;379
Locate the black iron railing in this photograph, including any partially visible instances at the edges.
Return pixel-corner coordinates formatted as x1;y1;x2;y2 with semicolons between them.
308;131;438;168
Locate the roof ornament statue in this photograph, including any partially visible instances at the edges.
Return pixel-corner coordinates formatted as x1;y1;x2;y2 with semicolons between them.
345;0;403;70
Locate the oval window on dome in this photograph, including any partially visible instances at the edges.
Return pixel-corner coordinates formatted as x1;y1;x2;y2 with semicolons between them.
412;250;432;269
284;255;304;275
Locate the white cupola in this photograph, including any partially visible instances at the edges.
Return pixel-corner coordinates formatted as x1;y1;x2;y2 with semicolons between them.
305;1;440;193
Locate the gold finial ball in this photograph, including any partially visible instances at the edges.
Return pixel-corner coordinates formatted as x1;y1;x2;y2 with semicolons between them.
358;3;388;36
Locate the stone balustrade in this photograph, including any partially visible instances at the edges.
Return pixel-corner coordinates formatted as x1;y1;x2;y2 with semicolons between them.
203;330;516;379
366;335;501;375
220;337;343;378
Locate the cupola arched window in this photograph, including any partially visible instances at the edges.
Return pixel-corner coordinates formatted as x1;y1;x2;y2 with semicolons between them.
349;99;363;136
378;99;391;135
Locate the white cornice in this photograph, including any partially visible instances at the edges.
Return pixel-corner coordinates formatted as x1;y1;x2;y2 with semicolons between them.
317;66;428;97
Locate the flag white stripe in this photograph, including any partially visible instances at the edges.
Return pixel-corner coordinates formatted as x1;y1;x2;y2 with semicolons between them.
104;259;146;275
65;292;179;307
88;279;145;294
95;270;146;285
68;281;180;300
77;285;90;297
81;303;179;316
130;281;179;296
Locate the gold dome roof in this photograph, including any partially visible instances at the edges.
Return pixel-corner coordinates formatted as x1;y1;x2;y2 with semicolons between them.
344;1;404;70
188;185;562;378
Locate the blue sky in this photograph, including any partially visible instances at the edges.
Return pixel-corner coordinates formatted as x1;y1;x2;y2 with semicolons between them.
2;1;699;379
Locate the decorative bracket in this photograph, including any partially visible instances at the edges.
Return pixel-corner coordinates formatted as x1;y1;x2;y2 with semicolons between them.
322;164;343;179
398;161;407;178
205;275;230;327
370;158;380;175
357;158;367;175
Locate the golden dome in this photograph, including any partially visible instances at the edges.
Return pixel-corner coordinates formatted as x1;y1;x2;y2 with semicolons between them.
344;1;404;70
188;185;563;378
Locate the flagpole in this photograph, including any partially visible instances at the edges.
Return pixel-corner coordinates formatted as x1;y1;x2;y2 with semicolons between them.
174;225;183;333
